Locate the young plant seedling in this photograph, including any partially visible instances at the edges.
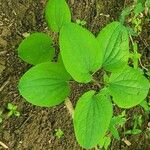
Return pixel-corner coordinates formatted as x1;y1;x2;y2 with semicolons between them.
54;128;64;139
130;41;141;69
109;111;126;140
125;114;143;135
76;19;87;26
140;100;150;113
7;103;20;117
17;0;150;149
98;111;126;149
120;0;150;35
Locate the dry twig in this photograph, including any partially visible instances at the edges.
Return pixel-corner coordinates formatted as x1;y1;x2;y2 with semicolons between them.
0;141;8;149
0;78;10;92
65;98;74;118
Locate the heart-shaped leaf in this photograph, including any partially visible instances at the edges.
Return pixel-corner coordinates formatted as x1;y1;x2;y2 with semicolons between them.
19;62;71;107
108;67;150;108
45;0;71;32
74;90;113;149
97;21;129;72
18;33;55;65
59;23;103;83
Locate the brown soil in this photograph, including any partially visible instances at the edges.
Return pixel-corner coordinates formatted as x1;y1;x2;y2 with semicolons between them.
0;0;150;150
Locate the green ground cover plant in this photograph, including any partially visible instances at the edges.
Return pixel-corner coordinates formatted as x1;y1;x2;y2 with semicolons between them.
7;103;20;117
54;128;64;139
17;0;150;149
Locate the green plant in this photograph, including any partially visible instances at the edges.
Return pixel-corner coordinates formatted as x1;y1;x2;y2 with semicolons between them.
98;111;126;150
7;103;20;117
99;136;111;150
76;19;87;26
17;0;150;149
120;0;150;35
109;111;126;140
125;114;143;135
54;128;64;138
140;100;150;112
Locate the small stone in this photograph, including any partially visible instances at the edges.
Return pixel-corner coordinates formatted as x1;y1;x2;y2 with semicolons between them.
122;138;131;146
22;32;30;38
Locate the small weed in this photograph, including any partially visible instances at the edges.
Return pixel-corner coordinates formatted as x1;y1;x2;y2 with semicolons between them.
76;19;87;26
109;111;126;140
54;129;64;139
125;114;143;135
7;103;20;117
0;109;3;123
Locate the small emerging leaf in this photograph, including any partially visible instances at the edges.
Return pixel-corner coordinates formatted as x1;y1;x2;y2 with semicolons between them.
18;33;55;65
126;27;138;37
19;62;71;107
99;136;111;150
109;111;126;139
119;6;132;24
74;90;113;149
45;0;71;32
125;129;142;135
7;103;15;110
104;137;111;150
140;100;150;112
131;129;142;135
108;67;150;108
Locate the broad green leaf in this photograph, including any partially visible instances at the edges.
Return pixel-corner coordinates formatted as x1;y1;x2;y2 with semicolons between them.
19;62;71;107
60;23;103;83
97;21;129;72
18;33;55;65
45;0;71;32
108;67;150;108
74;90;113;149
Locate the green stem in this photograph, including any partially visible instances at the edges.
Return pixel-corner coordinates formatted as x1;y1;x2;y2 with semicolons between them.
130;36;138;69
